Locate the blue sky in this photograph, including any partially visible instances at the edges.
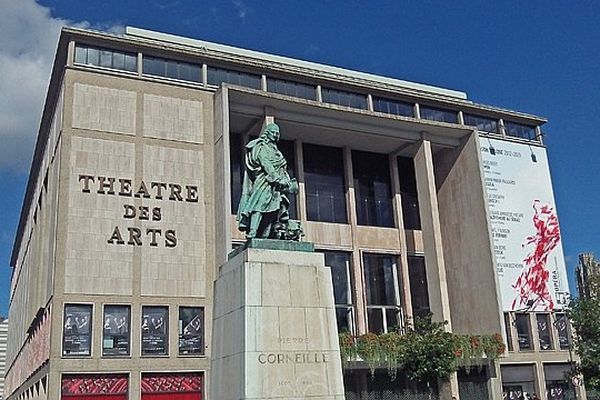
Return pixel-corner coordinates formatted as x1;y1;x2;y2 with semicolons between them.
1;0;599;315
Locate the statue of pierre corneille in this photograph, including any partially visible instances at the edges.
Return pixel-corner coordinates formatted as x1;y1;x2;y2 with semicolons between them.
237;123;303;241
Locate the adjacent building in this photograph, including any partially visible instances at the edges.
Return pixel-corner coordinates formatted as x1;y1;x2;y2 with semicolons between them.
5;26;579;400
0;318;8;400
576;253;599;299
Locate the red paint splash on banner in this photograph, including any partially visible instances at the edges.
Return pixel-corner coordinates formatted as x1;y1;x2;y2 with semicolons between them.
512;200;560;311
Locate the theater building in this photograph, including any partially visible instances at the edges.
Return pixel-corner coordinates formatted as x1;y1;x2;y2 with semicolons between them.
5;26;579;400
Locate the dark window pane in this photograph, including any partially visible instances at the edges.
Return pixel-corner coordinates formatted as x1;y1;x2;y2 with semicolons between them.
141;306;169;355
504;121;537;141
322;87;367;109
99;49;112;68
278;139;297;220
143;56;163;76
504;313;514;351
408;256;430;317
464;113;498;133
514;313;531;350
363;253;399;305
555;313;570;350
125;53;137;72
143;55;200;82
267;77;316;100
87;47;99;66
63;304;92;356
230;133;243;213
303;143;347;223
336;307;352;333
207;66;261;89
352;150;394;227
537;314;552;350
179;307;204;355
420;106;458;123
323;251;352;305
102;305;130;356
386;308;401;331
112;52;125;70
367;308;384;333
74;45;87;64
397;156;421;230
373;96;414;117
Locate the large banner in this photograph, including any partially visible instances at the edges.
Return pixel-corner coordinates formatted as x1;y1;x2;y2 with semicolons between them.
480;138;570;311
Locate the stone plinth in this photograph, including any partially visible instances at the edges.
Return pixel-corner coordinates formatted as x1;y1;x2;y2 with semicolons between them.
211;247;345;400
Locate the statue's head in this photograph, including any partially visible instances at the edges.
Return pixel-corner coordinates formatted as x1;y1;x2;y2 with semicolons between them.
262;122;280;143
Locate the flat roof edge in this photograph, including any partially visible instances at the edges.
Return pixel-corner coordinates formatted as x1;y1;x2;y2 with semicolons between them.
124;26;468;100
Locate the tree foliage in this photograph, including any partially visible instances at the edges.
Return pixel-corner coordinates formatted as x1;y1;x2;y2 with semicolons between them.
569;269;600;390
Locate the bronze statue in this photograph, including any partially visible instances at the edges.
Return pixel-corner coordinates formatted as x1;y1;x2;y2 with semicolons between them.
237;122;302;240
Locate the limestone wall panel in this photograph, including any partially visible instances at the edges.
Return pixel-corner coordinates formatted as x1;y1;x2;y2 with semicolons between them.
143;94;203;143
65;137;135;295
72;83;136;135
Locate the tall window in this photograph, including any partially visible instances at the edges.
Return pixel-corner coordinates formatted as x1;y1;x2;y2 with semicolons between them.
408;255;429;317
514;313;531;350
504;313;514;352
321;88;367;109
504;121;537;141
372;97;414;117
179;307;204;355
277;139;298;220
142;56;201;82
75;44;137;72
463;113;498;133
420;106;458;123
141;306;169;355
63;304;92;356
230;133;244;213
555;313;571;350
397;156;421;230
267;77;316;100
536;313;553;350
102;305;130;356
363;253;402;333
352;150;394;227
303;143;347;223
207;66;261;89
322;251;354;333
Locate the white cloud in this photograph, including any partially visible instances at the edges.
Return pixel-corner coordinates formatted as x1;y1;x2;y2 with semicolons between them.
232;0;251;21
0;0;122;173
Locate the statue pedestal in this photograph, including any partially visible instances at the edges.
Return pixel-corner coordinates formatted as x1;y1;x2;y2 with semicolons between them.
210;244;345;399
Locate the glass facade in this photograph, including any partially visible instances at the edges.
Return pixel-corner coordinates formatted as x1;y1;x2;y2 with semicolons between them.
555;313;571;350
102;305;130;356
352;150;394;227
178;307;204;355
75;44;137;72
267;77;316;100
141;306;169;355
321;87;368;109
303;143;347;223
463;113;499;133
372;97;414;117
363;253;402;333
397;156;421;230
514;313;532;350
504;121;537;140
322;251;354;333
420;106;458;123
207;66;261;89
63;304;93;356
407;255;429;317
537;313;553;350
142;55;201;82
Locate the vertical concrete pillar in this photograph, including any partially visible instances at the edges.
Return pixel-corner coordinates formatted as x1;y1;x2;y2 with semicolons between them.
413;139;452;327
389;154;413;326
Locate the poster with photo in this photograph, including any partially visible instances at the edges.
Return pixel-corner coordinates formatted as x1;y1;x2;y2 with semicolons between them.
103;305;130;356
178;307;204;355
142;306;168;355
480;138;570;311
63;304;92;356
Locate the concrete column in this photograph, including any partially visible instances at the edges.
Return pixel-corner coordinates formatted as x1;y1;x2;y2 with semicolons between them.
367;94;374;111
389;154;413;326
413;139;452;328
316;85;323;102
414;103;421;119
344;146;366;334
137;52;143;77
261;74;267;91
202;64;208;86
67;40;75;67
